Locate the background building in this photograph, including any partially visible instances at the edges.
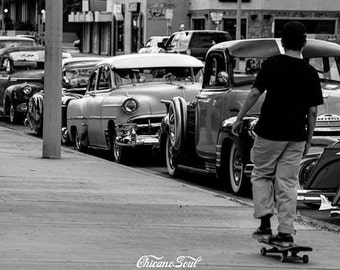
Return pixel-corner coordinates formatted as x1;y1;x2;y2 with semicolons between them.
2;0;340;55
68;0;189;55
190;0;340;43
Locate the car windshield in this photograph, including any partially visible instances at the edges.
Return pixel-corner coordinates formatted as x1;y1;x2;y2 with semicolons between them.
114;67;203;86
9;50;45;71
0;40;36;49
307;56;340;82
64;66;94;88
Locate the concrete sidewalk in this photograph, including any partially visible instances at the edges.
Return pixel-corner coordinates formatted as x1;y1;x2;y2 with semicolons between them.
0;125;339;270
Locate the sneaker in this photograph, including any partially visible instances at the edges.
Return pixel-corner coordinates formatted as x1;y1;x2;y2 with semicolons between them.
252;227;272;240
270;234;294;247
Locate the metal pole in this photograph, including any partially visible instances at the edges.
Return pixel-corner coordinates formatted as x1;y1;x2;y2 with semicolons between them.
0;0;3;32
42;0;62;159
236;0;241;40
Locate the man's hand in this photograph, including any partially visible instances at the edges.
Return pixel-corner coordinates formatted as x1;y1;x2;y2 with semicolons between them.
232;120;243;136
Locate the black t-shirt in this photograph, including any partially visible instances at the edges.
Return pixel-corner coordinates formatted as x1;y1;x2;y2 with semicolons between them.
253;54;323;141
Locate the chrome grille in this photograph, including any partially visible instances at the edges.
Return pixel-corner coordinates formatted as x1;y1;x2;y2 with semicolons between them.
128;116;163;135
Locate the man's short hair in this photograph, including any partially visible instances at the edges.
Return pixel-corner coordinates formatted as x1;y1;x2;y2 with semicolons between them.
281;21;307;51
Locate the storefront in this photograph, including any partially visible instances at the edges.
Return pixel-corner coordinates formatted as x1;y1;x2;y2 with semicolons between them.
68;0;190;55
189;0;340;43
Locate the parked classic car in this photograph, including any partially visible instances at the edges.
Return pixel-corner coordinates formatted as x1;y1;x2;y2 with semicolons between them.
160;30;232;61
159;38;340;195
138;36;169;54
67;53;204;163
26;57;104;141
0;46;71;123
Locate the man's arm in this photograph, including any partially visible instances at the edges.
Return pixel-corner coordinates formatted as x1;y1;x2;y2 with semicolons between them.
304;106;318;156
231;87;262;136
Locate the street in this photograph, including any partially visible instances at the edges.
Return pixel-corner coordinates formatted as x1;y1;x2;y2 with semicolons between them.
1;119;339;230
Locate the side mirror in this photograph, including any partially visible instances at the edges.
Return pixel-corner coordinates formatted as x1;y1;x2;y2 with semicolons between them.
217;71;229;86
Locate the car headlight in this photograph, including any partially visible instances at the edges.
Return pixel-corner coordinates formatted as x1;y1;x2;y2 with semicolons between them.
122;98;138;114
23;85;33;95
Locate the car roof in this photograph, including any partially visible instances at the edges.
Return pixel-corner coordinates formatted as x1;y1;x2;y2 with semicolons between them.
63;61;100;70
173;30;229;34
97;53;204;69
0;36;35;41
208;38;340;58
62;57;106;67
0;45;44;55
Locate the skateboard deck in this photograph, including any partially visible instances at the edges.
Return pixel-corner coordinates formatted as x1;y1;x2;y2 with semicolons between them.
255;238;313;263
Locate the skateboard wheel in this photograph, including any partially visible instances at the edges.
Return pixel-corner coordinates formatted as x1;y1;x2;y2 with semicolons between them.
260;247;267;256
302;255;309;264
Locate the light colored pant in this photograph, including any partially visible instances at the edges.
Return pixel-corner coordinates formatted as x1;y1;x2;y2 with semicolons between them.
250;135;305;234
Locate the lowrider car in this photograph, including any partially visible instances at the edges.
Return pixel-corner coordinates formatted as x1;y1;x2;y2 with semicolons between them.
26;57;104;142
159;38;340;195
67;53;204;163
0;46;46;123
0;46;72;124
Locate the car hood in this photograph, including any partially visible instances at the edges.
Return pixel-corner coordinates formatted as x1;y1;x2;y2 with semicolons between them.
11;69;44;81
315;81;340;129
107;82;201;115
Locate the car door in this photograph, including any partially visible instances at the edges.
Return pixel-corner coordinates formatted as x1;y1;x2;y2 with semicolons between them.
195;51;231;159
0;57;11;113
85;65;112;147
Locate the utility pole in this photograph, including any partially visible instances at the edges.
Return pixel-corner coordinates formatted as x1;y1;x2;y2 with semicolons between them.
42;0;62;159
0;0;3;33
236;0;242;40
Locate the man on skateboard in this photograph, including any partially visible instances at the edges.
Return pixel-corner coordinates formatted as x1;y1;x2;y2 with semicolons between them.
232;21;323;247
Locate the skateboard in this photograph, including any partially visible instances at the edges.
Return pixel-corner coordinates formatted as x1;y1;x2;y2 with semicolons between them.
255;238;312;263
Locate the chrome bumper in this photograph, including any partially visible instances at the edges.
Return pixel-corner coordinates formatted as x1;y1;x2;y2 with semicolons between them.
116;123;160;147
297;190;335;204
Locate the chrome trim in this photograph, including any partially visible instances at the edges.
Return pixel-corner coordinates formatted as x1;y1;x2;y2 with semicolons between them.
87;116;117;120
67;116;86;120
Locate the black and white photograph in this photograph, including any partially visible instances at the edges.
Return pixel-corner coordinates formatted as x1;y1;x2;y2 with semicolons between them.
0;0;340;269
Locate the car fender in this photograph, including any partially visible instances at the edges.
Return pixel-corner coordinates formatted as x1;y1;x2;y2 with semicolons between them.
67;98;88;143
216;116;258;173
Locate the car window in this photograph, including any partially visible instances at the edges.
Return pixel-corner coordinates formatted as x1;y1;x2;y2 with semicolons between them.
308;56;340;82
0;39;36;49
64;66;95;88
204;52;227;88
161;37;169;44
145;38;152;48
114;67;203;87
87;69;98;93
178;32;190;51
190;32;231;48
97;66;112;91
170;33;183;49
